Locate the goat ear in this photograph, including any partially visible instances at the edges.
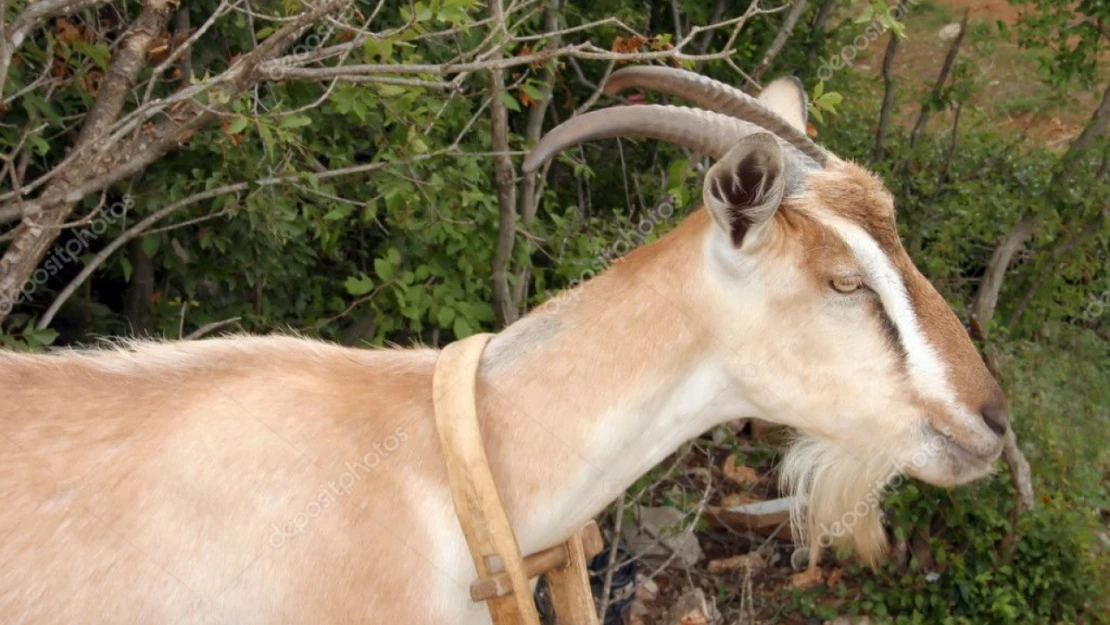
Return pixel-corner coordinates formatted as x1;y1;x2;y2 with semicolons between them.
703;133;786;247
758;76;808;132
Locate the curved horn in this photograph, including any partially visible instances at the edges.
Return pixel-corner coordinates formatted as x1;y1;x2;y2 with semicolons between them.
603;66;832;166
521;104;811;193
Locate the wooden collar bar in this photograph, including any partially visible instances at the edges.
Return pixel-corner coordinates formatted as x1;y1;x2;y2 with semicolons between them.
433;334;603;625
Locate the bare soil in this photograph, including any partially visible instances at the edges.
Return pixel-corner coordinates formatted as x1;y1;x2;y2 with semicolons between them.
851;0;1104;150
935;0;1023;23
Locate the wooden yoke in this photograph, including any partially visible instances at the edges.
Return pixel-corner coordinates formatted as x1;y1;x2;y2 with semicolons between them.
433;334;602;625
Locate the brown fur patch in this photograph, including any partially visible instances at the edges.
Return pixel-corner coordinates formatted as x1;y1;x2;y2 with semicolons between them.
810;163;1004;416
769;202;908;360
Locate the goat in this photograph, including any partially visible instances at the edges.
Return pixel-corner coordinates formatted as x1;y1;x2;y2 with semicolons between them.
0;67;1008;625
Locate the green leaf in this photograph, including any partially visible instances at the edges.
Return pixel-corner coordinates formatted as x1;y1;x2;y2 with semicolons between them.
23;327;58;347
120;256;133;283
374;257;395;281
667;158;689;191
520;83;545;101
363;36;381;62
257;123;275;156
73;41;111;71
140;235;160;258
377;85;408;97
344;274;374;296
499;91;521;112
453;317;474;339
436;306;456;326
28;134;51;156
226;116;250;135
278;114;312;129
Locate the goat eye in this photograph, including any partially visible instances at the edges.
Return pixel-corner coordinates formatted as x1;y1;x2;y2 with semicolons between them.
831;275;863;293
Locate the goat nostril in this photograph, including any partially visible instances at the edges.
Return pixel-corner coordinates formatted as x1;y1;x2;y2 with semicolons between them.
980;399;1009;437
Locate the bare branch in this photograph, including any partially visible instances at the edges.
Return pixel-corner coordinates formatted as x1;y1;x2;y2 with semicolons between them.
752;0;808;82
0;0;179;326
33;147;513;326
873;6;907;162
488;0;519;328
511;0;561;312
0;0;352;223
909;10;969;148
183;317;243;340
0;0;110;94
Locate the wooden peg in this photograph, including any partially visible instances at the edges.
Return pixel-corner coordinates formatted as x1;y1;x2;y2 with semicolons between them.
471;521;604;601
545;527;601;625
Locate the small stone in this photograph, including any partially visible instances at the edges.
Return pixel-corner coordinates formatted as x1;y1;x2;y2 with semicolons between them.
622;506;703;567
790;566;824;590
938;22;962;41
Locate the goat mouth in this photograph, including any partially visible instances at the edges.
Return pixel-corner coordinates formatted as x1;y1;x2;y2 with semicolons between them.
946;438;996;468
923;424;1002;462
905;428;996;487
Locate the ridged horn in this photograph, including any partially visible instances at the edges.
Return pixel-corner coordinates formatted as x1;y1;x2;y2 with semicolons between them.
603;66;832;166
521;104;811;195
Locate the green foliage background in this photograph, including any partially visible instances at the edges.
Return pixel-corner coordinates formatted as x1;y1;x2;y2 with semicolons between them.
0;0;1107;621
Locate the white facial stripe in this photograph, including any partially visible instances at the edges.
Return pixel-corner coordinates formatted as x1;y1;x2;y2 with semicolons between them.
816;216;958;408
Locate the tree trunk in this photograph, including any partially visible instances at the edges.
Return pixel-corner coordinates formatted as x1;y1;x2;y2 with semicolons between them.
123;240;155;336
693;0;727;73
909;10;969;148
670;0;683;40
173;6;191;86
0;0;343;327
1066;79;1110;161
752;0;808;82
971;78;1110;327
806;0;837;67
872;28;902;161
0;0;176;326
969;215;1038;328
511;0;561;315
487;0;519;329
